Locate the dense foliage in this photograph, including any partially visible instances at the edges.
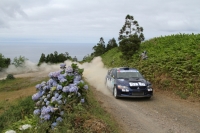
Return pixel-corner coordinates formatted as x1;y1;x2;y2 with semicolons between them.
106;38;118;52
102;33;200;99
119;34;141;60
38;51;72;65
0;53;10;70
0;96;35;132
92;37;106;56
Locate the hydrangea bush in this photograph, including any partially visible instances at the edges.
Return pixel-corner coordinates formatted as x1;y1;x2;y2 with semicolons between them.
32;63;88;129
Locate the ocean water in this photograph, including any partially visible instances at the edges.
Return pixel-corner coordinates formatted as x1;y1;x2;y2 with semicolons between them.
0;43;95;63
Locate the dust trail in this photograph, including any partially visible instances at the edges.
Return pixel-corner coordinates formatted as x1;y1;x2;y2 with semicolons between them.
79;56;111;96
0;57;112;96
0;60;72;79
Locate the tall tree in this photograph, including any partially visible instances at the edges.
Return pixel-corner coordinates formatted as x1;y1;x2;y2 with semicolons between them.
38;53;46;65
73;56;78;62
118;14;144;41
118;14;145;60
53;51;58;63
12;56;27;67
106;38;118;51
92;37;106;56
119;34;141;60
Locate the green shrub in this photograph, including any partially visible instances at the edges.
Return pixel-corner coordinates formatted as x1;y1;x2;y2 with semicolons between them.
0;96;34;132
6;74;15;80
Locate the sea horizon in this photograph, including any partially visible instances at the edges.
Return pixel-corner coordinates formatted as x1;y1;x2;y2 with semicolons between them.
0;42;95;63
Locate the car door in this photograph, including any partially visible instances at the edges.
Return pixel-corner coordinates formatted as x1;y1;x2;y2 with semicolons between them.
105;69;111;89
106;69;112;90
110;69;116;92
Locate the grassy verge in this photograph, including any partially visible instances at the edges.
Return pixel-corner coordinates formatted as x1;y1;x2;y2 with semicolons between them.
0;78;122;133
0;77;49;92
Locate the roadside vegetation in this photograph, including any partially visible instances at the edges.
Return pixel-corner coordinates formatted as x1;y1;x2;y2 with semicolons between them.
0;70;121;133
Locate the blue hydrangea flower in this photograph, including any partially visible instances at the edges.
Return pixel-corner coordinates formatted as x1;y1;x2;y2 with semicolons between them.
80;98;85;103
41;91;45;95
54;93;59;98
41;81;46;87
53;81;58;87
74;75;81;81
66;66;73;73
44;98;47;102
74;80;80;85
48;72;54;78
48;79;54;85
84;85;88;90
51;97;56;102
57;85;62;90
44;114;51;120
46;101;50;106
69;86;78;93
52;71;60;78
60;111;64;116
35;84;42;90
57;100;62;104
62;86;70;93
51;122;58;129
42;86;48;91
60;63;66;69
60;78;67;83
58;75;64;81
56;117;63;122
47;94;51;98
33;109;40;115
57;95;62;100
32;92;42;101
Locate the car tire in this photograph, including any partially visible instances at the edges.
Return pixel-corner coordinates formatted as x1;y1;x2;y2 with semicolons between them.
113;87;119;99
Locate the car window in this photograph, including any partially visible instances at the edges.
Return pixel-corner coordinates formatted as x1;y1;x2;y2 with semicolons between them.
110;69;116;78
107;70;111;75
117;71;143;78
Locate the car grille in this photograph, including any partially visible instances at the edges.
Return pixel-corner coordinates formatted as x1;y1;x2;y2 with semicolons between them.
132;92;144;96
130;86;147;89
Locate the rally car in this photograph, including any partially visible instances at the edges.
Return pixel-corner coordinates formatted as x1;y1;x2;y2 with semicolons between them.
105;67;153;99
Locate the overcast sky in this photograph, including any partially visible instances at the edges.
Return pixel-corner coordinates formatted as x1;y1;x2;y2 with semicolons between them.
0;0;200;44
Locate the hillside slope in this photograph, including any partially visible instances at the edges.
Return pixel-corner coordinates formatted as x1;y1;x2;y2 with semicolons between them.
102;33;200;100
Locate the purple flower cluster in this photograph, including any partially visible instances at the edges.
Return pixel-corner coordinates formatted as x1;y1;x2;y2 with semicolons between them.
32;63;88;129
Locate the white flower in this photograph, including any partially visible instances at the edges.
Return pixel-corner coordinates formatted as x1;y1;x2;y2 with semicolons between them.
5;130;16;133
19;124;32;130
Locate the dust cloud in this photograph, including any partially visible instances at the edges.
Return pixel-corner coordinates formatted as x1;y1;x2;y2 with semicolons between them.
79;57;111;96
0;57;112;96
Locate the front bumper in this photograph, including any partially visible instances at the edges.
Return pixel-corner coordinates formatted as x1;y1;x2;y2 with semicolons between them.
117;88;153;98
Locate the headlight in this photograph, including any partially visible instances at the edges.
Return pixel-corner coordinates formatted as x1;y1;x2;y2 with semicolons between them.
147;85;152;89
117;85;129;92
147;85;152;91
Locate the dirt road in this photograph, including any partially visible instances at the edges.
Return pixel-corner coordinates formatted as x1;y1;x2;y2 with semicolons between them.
90;87;200;133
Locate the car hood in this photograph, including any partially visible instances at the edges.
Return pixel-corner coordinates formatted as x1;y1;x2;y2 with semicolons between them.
116;78;148;86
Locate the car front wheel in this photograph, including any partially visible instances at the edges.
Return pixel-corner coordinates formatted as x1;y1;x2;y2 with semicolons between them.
113;87;119;99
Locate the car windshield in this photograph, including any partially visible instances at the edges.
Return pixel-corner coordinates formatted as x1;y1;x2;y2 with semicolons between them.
117;70;143;79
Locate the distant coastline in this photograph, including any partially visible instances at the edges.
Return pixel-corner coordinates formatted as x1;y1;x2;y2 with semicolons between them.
0;43;94;63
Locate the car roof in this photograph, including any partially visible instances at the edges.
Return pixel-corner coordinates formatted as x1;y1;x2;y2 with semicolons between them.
112;67;138;71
